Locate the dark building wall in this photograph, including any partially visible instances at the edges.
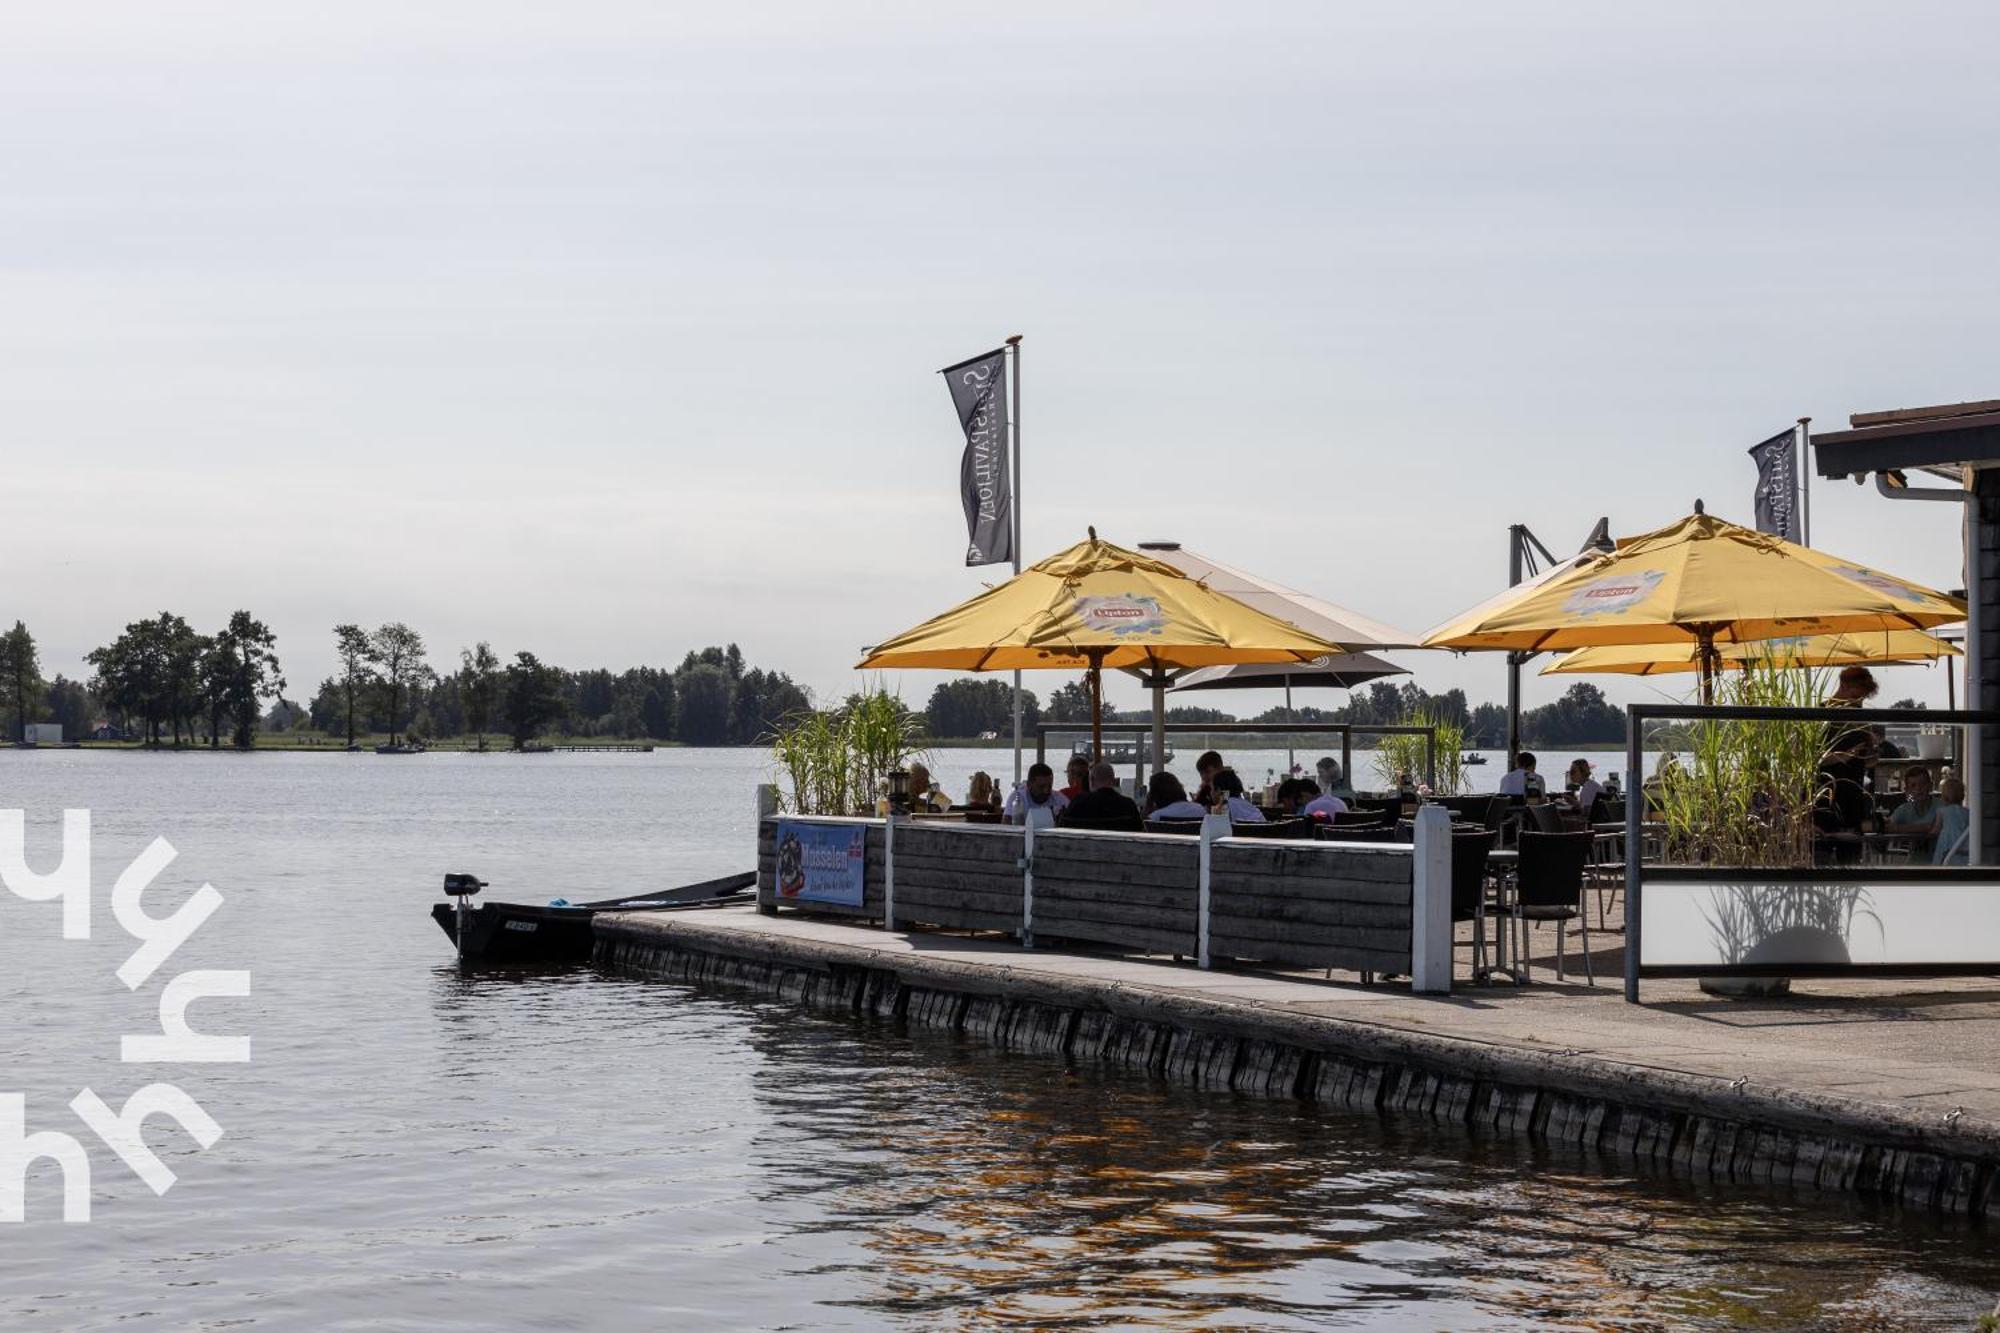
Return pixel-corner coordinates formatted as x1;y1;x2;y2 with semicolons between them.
1978;470;2000;861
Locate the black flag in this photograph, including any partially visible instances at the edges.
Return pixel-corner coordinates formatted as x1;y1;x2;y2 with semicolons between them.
1748;428;1799;541
942;348;1012;567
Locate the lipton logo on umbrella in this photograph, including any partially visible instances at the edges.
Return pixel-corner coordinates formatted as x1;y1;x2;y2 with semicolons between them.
1561;569;1666;617
1075;594;1167;636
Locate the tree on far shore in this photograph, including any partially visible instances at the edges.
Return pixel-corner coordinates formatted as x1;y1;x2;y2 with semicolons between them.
502;651;566;749
460;642;500;751
0;621;44;743
332;624;374;748
368;622;429;748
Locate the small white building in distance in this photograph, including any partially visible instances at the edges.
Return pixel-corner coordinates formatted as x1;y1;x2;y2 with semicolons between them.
23;723;63;745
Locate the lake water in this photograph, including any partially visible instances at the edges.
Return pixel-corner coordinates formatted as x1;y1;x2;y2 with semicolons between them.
0;749;1993;1331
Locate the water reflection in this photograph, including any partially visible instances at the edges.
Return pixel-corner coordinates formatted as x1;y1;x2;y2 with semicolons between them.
732;1010;1998;1329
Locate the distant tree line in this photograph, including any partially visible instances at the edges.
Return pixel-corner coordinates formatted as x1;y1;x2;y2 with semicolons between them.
0;618;812;751
928;675;1634;747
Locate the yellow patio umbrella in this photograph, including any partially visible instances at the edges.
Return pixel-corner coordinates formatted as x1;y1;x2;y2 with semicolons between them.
859;529;1346;757
1423;506;1965;702
1542;629;1960;677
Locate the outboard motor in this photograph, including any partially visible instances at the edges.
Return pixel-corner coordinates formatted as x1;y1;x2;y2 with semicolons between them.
443;874;488;960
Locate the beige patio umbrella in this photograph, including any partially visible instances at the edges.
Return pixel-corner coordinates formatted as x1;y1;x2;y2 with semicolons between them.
1423;506;1965;702
1543;629;1960;677
858;530;1346;759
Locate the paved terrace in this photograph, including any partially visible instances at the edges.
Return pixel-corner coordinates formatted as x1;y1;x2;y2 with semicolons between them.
600;904;2000;1176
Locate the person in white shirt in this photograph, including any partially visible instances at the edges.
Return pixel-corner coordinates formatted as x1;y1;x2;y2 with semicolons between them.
1298;779;1349;821
1210;768;1265;823
1143;772;1207;820
1565;758;1603;818
1005;762;1070;823
1497;751;1545;798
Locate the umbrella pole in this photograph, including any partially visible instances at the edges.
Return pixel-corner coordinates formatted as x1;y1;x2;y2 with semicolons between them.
1151;674;1168;782
1088;654;1104;759
1285;675;1295;775
1698;628;1718;705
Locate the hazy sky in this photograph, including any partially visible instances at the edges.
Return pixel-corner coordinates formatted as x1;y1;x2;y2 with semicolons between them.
4;2;1995;717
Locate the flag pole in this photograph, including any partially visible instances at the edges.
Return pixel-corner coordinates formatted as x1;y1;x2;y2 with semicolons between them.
1007;334;1024;786
1796;416;1812;546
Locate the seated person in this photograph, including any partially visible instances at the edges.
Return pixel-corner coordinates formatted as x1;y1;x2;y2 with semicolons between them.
1191;750;1225;806
1058;754;1091;802
1562;758;1603;818
1060;761;1142;826
1298;780;1348;821
962;770;1001;814
1004;762;1069;823
1497;751;1546;798
1272;772;1320;816
1934;777;1971;865
1209;767;1265;823
1143;771;1207;821
1314;756;1356;802
906;761;951;813
1886;764;1941;857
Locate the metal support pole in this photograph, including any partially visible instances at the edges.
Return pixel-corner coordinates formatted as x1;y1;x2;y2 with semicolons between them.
1505;525;1525;762
1284;675;1295;775
1967;483;1985;864
1150;673;1168;781
1008;334;1024;788
1623;710;1643;1003
1796;417;1812;547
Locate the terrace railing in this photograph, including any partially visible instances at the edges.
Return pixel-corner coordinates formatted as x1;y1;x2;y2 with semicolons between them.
1623;703;2000;1002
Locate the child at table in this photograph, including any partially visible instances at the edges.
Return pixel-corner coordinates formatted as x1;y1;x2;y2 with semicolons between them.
1933;777;1970;865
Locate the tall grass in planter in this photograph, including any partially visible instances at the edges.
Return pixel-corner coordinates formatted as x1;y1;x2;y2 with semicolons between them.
1370;708;1467;795
1652;660;1831;868
769;686;928;816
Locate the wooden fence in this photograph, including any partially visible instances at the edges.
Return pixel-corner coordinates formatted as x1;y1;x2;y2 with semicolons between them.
756;808;1452;990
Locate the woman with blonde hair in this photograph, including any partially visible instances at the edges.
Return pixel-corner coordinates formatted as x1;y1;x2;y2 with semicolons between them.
965;770;1001;814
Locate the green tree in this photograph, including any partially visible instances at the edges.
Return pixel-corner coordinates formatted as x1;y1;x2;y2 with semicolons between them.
332;624;374;748
502;651;566;749
44;675;93;741
368;622;429;746
460;642;500;750
0;621;45;742
200;611;284;748
89;613;200;745
675;662;734;745
1046;681;1093;724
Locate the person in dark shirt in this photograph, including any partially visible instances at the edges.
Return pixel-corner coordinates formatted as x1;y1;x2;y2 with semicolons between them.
1061;761;1142;826
1191;750;1225;806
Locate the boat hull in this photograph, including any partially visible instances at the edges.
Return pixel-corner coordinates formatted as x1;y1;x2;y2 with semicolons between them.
431;871;756;964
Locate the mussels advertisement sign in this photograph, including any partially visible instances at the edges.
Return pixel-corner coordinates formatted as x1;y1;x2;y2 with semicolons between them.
774;820;866;907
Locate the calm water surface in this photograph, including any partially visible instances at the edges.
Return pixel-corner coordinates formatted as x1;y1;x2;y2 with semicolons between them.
0;749;1991;1331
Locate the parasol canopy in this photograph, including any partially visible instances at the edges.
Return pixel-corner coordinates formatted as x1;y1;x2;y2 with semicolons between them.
1542;629;1960;677
1421;507;1965;700
859;530;1345;754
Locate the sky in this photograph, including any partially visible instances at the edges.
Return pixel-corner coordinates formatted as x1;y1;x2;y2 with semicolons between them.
3;1;1996;719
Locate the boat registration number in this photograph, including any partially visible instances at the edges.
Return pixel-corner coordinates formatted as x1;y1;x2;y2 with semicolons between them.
504;921;540;933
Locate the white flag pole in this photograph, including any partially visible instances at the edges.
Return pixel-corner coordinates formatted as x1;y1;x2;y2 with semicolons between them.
1796;415;1812;546
1007;334;1024;787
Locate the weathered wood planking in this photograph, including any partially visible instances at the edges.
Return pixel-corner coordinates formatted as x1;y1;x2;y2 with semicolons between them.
1210;837;1414;975
1031;832;1199;955
892;823;1024;932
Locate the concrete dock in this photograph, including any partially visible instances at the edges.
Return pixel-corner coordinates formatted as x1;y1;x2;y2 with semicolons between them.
596;905;2000;1216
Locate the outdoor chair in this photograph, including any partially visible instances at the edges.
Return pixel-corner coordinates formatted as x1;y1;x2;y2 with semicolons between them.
1058;812;1144;833
1314;824;1399;843
1231;818;1309;840
1329;809;1391;828
1509;830;1595;984
1449;828;1500;977
1525;802;1566;836
1144;818;1205;836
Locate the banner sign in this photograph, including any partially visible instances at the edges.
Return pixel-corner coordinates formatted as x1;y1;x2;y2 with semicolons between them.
942;348;1012;567
1748;428;1800;542
774;820;866;907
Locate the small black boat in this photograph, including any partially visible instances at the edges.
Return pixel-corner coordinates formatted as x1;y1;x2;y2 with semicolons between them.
431;870;756;964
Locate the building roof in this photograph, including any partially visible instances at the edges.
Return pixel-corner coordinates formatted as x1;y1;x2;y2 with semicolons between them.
1813;398;2000;481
